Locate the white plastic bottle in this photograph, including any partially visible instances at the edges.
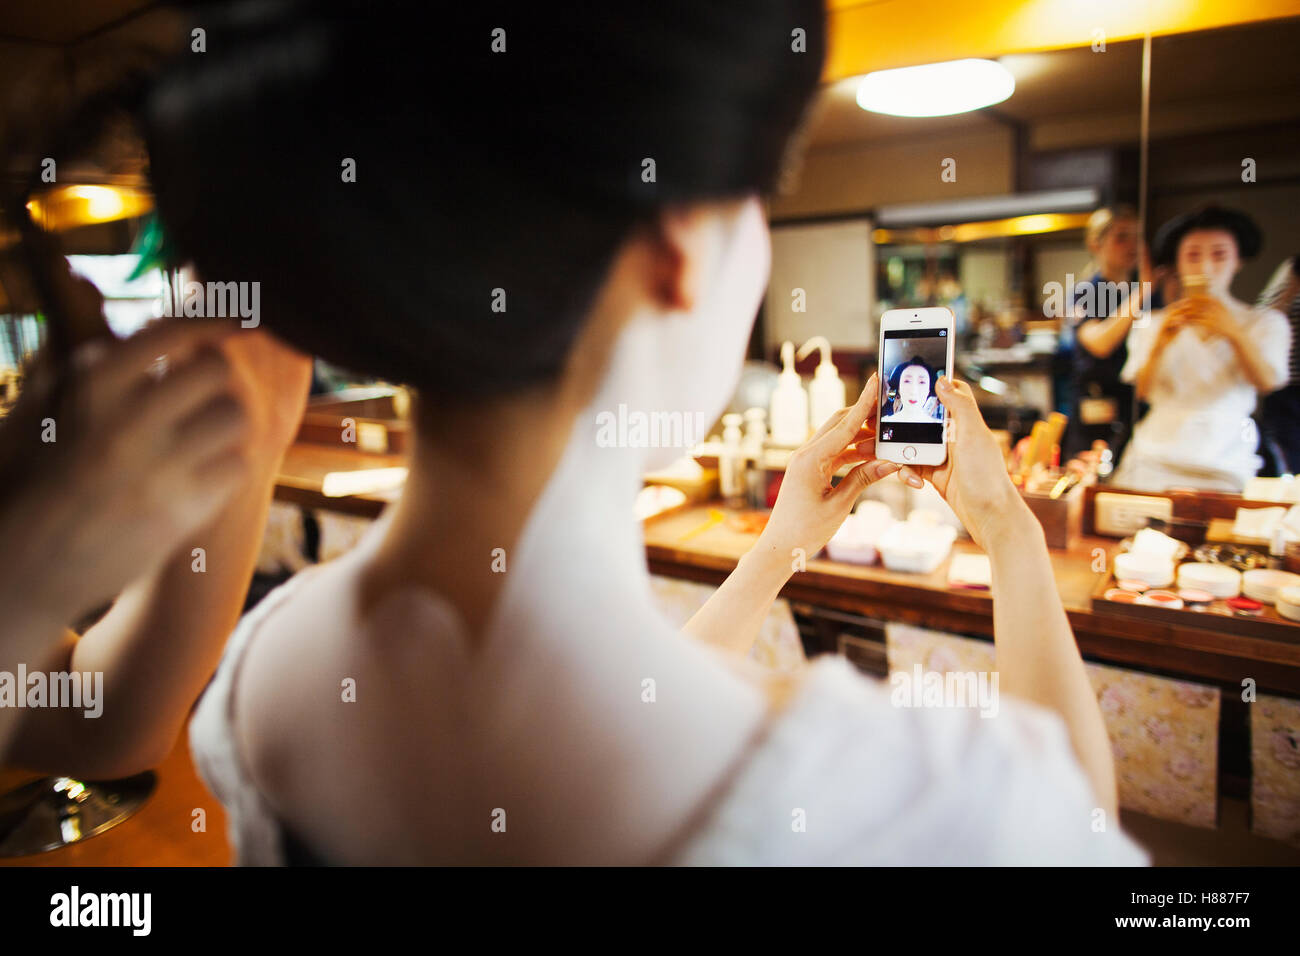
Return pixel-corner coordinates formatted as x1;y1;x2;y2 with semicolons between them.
797;335;846;430
719;413;746;504
742;407;767;461
769;341;809;447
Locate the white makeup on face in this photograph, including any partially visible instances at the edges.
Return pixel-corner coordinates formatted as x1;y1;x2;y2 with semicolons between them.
899;366;930;407
459;201;774;864
669;197;770;425
590;197;769;471
1178;230;1239;295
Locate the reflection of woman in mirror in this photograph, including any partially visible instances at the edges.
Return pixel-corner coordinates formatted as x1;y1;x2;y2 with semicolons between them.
1113;206;1292;492
882;356;943;422
1064;206;1142;459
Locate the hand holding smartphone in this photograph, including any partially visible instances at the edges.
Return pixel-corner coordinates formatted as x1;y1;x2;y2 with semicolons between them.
875;307;955;466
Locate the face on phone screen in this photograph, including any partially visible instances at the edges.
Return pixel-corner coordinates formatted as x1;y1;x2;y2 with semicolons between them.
879;328;948;445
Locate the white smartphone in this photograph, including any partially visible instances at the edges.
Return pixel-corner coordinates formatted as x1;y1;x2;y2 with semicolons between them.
875;307;955;466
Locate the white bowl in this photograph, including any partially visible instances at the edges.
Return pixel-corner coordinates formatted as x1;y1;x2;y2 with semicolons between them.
878;522;957;574
825;539;879;565
1114;551;1174;588
826;510;896;565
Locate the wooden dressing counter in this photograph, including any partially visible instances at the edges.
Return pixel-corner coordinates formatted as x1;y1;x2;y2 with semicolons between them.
274;433;1300;697
643;503;1300;697
273;442;400;518
647;501;1300;844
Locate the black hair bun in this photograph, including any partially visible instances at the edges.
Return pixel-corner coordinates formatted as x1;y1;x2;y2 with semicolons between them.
141;1;826;398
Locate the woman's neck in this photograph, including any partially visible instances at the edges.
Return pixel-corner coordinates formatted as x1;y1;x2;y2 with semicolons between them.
365;379;653;643
365;384;582;637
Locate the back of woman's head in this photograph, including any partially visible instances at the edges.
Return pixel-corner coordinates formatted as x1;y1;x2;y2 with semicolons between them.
1085;205;1137;250
143;0;826;399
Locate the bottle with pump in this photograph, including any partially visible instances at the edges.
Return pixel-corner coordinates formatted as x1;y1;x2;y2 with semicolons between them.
769;340;809;447
719;413;746;506
796;336;846;431
742;407;767;461
742;407;768;509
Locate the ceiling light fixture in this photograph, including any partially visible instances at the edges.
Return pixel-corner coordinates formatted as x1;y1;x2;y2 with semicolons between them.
856;58;1015;117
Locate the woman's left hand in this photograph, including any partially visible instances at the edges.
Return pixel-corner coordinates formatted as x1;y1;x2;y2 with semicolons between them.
759;373;903;559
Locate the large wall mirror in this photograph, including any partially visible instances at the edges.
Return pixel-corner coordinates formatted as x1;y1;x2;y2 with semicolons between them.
766;36;1144;443
1126;16;1300;497
764;12;1300;501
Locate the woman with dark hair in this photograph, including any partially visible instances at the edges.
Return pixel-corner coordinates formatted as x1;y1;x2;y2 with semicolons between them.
881;355;942;422
6;1;1142;864
1115;206;1291;491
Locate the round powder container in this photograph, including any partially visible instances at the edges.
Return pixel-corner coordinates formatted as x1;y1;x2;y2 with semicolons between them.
1114;552;1175;588
1241;569;1300;605
1140;590;1184;610
1104;588;1141;604
1116;579;1150;593
1178;588;1215;606
1278;586;1300;623
1176;562;1242;599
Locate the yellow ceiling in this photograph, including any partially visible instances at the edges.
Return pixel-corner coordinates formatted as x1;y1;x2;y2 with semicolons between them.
825;0;1300;79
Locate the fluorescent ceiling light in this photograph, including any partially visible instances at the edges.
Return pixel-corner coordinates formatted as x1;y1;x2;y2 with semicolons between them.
856;58;1015;117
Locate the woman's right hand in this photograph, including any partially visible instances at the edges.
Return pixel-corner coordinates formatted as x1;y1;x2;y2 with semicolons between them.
901;375;1035;552
0;319;255;628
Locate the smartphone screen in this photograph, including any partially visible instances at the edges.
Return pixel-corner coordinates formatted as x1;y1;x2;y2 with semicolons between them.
878;327;949;447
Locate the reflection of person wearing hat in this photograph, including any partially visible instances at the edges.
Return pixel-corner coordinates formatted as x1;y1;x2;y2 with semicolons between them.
1113;206;1292;492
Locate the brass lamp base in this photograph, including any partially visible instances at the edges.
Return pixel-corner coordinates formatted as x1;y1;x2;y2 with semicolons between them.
0;773;155;857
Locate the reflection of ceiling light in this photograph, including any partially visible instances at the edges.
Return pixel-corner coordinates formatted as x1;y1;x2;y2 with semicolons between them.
873;212;1091;245
1009;214;1054;234
856;59;1015;117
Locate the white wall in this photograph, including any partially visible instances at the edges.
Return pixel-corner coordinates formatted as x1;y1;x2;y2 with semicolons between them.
766;218;875;354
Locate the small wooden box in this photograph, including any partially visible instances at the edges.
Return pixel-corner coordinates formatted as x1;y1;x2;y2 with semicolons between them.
1020;482;1087;550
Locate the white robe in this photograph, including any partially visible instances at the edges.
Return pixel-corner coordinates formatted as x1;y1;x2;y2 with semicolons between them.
1114;305;1291;492
191;566;1150;865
